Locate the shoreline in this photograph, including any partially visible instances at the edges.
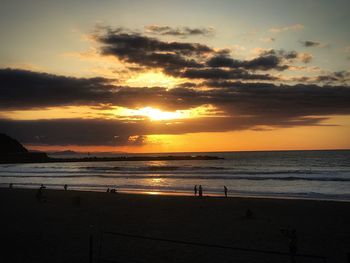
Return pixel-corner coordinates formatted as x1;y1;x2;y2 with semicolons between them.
2;184;350;203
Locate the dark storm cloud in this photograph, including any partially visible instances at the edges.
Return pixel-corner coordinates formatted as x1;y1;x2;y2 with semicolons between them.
0;115;329;146
0;68;203;110
207;55;242;68
300;40;321;47
205;49;309;71
0;68;191;110
260;49;298;60
0;68;116;110
182;68;276;80
1;69;350;116
145;25;215;37
316;71;350;83
0;118;146;146
290;71;350;84
1;68;350;145
1;70;350;145
244;55;289;71
95;29;314;80
264;49;313;64
96;29;213;73
207;53;289;71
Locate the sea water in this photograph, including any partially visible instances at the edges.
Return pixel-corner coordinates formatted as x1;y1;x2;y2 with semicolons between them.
1;150;349;201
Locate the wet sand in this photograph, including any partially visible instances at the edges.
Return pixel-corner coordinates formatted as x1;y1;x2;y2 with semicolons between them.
2;188;350;263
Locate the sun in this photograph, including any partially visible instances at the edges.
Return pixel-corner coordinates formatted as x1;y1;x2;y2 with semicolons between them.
137;107;183;121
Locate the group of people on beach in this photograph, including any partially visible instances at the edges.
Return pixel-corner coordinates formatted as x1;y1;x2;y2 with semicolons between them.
106;188;117;193
14;182;230;199
194;185;229;197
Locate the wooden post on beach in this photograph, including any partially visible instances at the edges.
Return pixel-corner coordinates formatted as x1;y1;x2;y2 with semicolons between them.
89;234;93;263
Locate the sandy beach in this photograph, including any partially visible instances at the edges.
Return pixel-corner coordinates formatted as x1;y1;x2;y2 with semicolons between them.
1;188;350;263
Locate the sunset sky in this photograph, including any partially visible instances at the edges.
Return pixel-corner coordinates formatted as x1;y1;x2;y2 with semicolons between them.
1;0;349;153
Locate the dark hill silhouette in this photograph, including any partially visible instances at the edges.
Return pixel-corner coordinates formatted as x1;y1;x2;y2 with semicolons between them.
0;133;49;163
0;133;223;164
0;133;28;154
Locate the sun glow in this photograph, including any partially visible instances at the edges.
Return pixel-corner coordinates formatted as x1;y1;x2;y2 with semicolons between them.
124;71;185;88
0;104;220;122
116;105;220;121
136;107;184;120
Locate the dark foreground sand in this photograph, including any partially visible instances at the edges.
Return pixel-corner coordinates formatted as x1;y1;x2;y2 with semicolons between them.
1;188;350;263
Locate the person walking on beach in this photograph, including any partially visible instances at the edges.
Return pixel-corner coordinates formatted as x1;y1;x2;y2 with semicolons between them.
224;186;228;197
64;184;68;191
198;185;203;197
194;185;197;196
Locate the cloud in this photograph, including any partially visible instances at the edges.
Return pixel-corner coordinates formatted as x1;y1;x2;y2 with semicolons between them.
269;24;304;33
298;52;313;63
93;28;316;81
207;54;288;71
182;68;276;80
0;115;330;146
260;37;275;43
95;28;214;75
206;49;311;72
0;118;147;146
2;68;350;113
145;25;215;37
316;71;350;83
0;68;116;110
1;68;350;145
262;49;313;64
299;40;321;47
289;71;350;84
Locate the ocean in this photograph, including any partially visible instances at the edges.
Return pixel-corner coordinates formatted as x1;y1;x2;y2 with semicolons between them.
1;150;349;201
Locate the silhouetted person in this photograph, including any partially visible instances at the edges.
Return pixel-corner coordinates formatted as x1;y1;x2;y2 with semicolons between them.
9;183;13;189
106;188;110;193
245;209;253;219
36;187;42;202
194;185;197;196
224;186;228;197
198;185;203;197
64;184;68;191
36;185;46;202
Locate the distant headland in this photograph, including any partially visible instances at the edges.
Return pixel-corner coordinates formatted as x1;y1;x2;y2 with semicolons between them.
0;133;223;164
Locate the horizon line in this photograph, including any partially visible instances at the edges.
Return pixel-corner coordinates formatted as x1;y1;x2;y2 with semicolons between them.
33;148;350;155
